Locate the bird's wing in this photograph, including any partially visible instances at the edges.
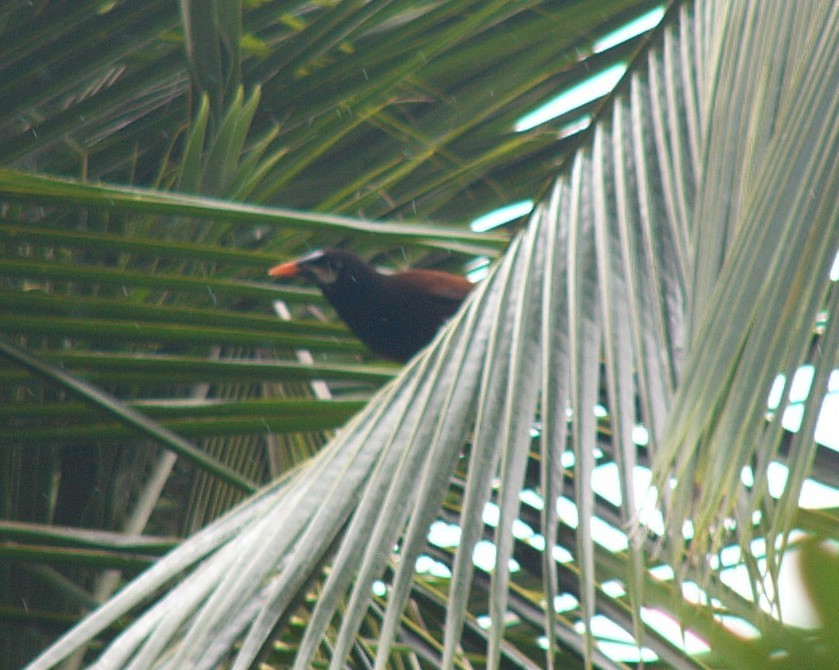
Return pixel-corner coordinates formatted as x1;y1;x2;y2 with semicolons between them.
389;269;473;303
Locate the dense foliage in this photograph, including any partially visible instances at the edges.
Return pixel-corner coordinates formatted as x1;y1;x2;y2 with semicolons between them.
1;1;837;668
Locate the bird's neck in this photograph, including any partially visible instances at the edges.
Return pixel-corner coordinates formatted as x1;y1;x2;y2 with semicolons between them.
322;265;387;328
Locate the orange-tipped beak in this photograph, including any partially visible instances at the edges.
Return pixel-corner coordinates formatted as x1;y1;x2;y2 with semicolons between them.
267;260;302;278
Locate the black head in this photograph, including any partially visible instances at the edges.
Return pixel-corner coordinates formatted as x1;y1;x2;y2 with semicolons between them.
268;248;374;288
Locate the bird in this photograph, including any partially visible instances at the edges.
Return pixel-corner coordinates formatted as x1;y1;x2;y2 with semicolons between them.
268;248;473;361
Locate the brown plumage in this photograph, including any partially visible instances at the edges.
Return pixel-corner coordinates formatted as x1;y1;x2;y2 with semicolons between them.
268;249;472;361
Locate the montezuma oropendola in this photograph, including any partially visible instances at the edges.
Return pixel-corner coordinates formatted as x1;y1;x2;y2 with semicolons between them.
268;249;472;361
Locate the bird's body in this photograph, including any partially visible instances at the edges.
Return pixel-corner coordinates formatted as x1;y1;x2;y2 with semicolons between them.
269;249;472;361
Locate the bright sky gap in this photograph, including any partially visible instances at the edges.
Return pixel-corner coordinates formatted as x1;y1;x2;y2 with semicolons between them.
470;199;534;232
513;6;666;133
593;6;666;53
514;63;628;132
